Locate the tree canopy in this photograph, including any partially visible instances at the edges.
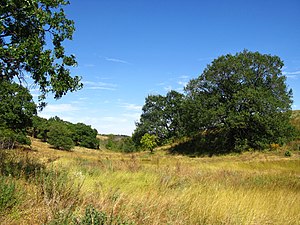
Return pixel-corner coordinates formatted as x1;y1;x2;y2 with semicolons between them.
184;50;294;151
0;0;82;107
135;50;295;154
0;80;36;148
133;90;185;145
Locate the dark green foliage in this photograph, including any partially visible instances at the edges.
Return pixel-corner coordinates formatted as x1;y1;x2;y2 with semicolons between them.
71;123;99;149
1;0;82;107
284;150;292;157
30;116;49;141
48;122;74;150
133;90;185;146
183;50;294;152
0;80;36;148
31;116;99;150
104;135;137;153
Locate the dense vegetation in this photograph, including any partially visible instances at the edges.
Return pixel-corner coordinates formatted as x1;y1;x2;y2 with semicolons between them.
0;1;300;224
1;0;82;108
30;116;100;150
133;50;296;155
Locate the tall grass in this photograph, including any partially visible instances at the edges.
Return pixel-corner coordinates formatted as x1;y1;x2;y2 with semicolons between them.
0;138;299;224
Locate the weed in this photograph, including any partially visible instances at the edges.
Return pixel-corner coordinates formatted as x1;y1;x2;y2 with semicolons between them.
285;150;292;157
0;176;21;213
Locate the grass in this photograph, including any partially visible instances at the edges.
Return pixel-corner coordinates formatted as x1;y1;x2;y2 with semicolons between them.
0;138;299;224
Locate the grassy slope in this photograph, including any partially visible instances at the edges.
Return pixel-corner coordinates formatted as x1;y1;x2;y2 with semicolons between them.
1;138;299;225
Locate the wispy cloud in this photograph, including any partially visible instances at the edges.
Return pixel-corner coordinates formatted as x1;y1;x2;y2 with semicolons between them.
283;70;300;79
121;103;142;111
43;104;79;113
82;80;117;91
104;57;130;64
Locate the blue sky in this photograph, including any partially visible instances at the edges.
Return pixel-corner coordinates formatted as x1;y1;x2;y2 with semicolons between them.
34;0;300;135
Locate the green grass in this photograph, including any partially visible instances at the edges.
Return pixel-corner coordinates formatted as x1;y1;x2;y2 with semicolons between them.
0;138;299;224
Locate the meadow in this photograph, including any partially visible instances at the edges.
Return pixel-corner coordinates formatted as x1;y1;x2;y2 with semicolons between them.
0;137;299;225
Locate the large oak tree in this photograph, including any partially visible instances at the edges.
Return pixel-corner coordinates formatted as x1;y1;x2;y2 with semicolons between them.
184;50;294;151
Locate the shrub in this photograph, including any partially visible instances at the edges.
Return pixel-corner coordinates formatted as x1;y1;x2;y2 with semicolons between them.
284;150;292;157
48;123;74;150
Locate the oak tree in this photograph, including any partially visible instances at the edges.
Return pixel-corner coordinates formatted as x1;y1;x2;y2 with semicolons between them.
184;50;294;151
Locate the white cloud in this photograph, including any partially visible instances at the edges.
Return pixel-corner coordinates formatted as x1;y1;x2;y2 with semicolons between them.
104;57;130;64
82;80;117;91
122;113;141;120
283;70;300;75
283;70;300;79
100;117;128;123
121;103;142;111
43;104;79;113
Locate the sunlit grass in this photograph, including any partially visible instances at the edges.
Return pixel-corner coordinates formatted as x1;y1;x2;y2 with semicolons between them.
1;138;299;224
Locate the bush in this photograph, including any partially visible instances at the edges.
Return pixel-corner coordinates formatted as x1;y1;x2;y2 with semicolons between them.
284;150;292;157
0;128;16;149
48;123;74;150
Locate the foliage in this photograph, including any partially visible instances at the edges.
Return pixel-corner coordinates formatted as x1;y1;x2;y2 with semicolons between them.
71;123;99;149
140;133;157;153
31;116;99;150
0;176;20;213
104;135;137;153
0;0;82;107
0;80;36;148
183;50;294;152
133;90;185;145
47;121;74;150
284;150;292;157
73;205;108;225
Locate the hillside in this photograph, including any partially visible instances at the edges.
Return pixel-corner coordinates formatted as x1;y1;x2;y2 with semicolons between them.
0;138;299;224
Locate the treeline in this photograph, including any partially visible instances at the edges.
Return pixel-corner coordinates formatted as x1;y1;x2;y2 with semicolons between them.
29;116;99;150
100;135;137;153
133;50;297;155
0;79;99;151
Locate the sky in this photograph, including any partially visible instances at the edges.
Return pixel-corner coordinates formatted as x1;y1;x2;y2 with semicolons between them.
34;0;300;135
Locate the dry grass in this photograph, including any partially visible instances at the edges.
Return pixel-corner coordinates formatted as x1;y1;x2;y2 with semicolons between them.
1;138;299;224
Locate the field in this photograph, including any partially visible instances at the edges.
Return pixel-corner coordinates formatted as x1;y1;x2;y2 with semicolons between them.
0;138;300;225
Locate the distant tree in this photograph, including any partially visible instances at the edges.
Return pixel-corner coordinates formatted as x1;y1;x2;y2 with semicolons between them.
140;133;157;153
0;80;36;148
31;116;49;141
184;50;294;151
133;90;185;145
71;123;99;149
47;122;74;150
1;0;82;107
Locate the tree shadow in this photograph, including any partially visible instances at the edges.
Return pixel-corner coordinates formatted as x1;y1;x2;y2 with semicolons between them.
168;130;234;157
